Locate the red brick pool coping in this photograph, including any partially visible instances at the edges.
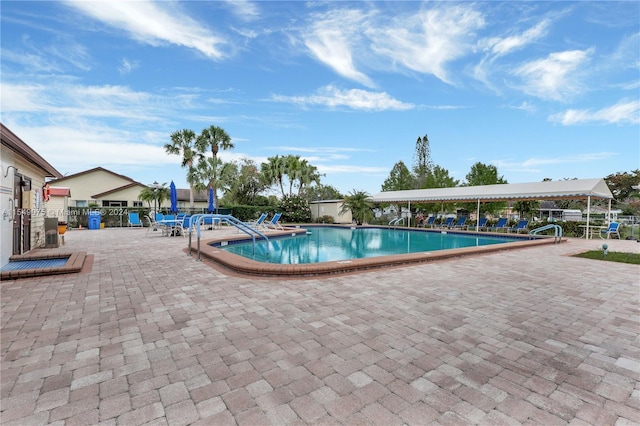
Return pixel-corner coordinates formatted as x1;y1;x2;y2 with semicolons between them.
189;225;563;277
1;250;87;280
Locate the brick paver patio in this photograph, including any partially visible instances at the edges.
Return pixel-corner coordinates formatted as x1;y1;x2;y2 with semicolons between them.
1;227;639;425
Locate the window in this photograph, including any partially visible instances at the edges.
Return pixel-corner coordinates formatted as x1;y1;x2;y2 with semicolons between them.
132;201;143;207
75;200;88;207
101;200;128;207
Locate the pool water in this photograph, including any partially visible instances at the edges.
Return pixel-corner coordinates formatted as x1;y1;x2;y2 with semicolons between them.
219;226;522;264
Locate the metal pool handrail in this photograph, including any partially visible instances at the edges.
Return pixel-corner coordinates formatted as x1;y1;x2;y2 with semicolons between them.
187;214;269;260
529;223;563;243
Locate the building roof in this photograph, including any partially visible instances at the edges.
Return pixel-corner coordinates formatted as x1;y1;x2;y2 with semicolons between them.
49;166;137;184
92;182;147;198
370;178;614;203
1;123;62;178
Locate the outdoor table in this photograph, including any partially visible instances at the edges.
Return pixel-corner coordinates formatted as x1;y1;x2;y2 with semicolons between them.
578;225;607;239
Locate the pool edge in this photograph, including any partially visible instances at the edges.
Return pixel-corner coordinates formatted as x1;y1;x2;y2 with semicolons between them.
190;227;564;278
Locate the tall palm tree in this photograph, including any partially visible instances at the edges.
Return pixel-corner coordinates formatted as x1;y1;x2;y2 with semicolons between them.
261;155;287;197
339;190;374;225
164;129;198;207
196;125;233;197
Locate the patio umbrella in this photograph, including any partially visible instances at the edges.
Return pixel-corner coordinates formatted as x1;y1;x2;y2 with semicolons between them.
207;187;216;213
169;181;178;213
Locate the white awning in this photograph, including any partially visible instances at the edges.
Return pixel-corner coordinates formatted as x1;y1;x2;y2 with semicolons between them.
370;178;613;203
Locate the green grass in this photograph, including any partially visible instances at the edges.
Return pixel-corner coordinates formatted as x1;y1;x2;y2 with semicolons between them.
573;250;640;265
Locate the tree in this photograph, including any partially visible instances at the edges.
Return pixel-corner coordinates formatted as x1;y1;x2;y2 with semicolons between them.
513;200;540;220
381;161;414;191
225;158;267;205
138;184;169;209
425;165;459;188
413;134;434;189
164;129;198;207
301;184;342;202
465;162;507;186
464;162;507;215
196;125;234;197
261;155;287;196
261;155;322;197
605;170;640;202
340;190;374;225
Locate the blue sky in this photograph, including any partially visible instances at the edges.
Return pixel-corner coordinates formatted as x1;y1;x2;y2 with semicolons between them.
1;1;639;196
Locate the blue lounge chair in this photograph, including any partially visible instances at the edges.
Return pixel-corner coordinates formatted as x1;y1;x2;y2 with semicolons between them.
508;220;529;233
451;217;467;229
437;217;455;228
244;213;268;229
424;216;436;228
600;222;620;239
128;212;143;227
266;212;283;230
473;217;488;231
489;218;508;232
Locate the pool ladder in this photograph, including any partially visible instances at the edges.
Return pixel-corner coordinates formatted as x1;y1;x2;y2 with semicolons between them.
529;224;563;243
388;217;405;227
187;214;269;260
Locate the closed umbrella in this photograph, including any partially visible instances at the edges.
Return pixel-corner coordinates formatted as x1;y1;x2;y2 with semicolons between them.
169;181;178;213
208;187;216;213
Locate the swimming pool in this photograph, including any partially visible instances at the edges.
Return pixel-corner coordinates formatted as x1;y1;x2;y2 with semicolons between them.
220;226;523;264
195;225;558;277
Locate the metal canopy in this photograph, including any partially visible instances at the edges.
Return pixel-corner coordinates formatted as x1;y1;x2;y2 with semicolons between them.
370;178;613;204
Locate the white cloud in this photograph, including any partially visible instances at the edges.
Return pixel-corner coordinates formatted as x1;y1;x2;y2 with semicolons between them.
271;85;414;111
513;48;594;101
303;9;374;87
118;58;139;74
221;0;261;22
62;0;226;59
487;19;551;57
549;100;640;125
368;5;484;85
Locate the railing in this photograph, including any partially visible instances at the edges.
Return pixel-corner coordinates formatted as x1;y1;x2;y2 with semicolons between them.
529;224;563;243
187;214;269;261
388;217;405;227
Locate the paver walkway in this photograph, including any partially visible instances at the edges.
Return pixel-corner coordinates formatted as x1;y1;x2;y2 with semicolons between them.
1;227;639;425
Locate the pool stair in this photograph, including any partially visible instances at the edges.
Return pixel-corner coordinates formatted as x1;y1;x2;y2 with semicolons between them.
187;214;270;260
529;223;563;243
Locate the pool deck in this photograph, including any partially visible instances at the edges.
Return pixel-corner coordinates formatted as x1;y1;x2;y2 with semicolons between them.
1;226;639;425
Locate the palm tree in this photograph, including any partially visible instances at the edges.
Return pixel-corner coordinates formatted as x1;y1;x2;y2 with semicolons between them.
138;184;169;210
164;129;199;207
339;190;374;225
196;125;233;197
261;155;287;197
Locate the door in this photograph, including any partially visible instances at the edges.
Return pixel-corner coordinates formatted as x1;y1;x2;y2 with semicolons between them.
12;174;22;255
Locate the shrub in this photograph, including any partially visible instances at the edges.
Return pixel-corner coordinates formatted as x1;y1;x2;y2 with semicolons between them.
316;215;334;224
279;195;312;223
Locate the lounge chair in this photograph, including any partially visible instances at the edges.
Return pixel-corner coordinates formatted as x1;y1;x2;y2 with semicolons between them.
436;217;455;228
600;222;621;239
265;212;284;230
128;212;143;227
488;217;508;232
451;217;467;229
472;217;488;231
243;213;268;230
508;220;529;233
423;216;436;228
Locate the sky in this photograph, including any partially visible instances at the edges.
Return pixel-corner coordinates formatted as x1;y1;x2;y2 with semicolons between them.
1;1;639;197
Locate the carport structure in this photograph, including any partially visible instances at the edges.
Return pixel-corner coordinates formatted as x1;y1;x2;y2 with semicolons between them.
371;178;614;237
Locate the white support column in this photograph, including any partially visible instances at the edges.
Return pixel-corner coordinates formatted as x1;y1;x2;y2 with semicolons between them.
586;196;591;239
476;199;480;229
